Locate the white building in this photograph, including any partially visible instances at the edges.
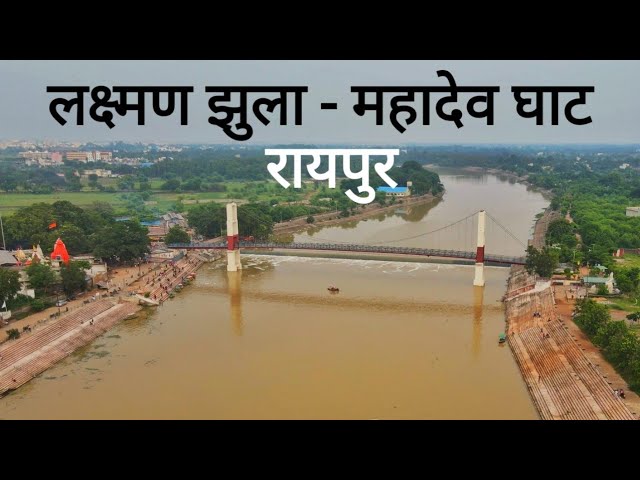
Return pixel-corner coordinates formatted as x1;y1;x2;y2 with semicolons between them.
626;207;640;217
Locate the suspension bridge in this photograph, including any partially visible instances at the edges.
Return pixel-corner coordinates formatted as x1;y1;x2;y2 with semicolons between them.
167;203;529;286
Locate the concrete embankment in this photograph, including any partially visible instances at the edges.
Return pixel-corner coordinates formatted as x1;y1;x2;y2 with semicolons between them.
0;299;140;397
504;267;635;419
0;253;212;398
503;204;635;419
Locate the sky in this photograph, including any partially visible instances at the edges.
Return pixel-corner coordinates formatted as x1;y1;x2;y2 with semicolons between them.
0;60;639;144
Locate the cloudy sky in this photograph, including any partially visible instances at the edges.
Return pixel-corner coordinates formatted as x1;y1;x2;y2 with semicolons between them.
0;60;638;144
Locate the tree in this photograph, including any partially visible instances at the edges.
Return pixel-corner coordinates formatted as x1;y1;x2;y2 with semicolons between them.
188;203;225;237
597;284;609;296
574;299;610;336
626;312;640;322
93;221;150;264
306;215;315;224
238;205;273;239
26;263;57;296
525;246;559;278
6;329;20;340
164;226;190;244
161;179;181;191
117;177;135;191
60;261;89;296
0;269;21;306
88;173;99;189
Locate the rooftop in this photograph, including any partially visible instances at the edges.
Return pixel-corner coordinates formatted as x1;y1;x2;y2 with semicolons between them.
582;276;610;284
377;186;409;193
0;250;17;266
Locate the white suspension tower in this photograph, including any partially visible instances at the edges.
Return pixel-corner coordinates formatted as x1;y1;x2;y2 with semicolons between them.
226;202;242;272
473;210;486;287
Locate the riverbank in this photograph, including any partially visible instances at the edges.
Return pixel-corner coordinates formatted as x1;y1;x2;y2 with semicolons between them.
272;192;443;236
504;267;635;419
426;164;555;201
0;299;140;397
0;252;212;398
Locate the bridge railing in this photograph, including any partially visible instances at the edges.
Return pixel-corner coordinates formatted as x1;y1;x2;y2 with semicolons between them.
166;241;526;265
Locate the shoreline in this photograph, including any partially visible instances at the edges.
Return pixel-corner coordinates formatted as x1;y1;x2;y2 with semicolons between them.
444;163;638;418
272;192;443;236
427;164;555;201
0;252;211;398
503;210;638;419
503;267;636;419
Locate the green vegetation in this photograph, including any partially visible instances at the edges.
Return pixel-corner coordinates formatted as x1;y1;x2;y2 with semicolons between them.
525;246;559;278
6;329;20;340
545;219;579;263
0;269;20;307
3;201;150;264
26;263;57;297
574;299;640;392
60;261;90;296
92;221;150;263
29;299;49;312
164;226;190;244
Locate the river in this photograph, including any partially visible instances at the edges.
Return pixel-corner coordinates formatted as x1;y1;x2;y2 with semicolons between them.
0;168;548;419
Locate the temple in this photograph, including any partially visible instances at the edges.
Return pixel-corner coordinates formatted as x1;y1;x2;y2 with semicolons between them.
50;238;70;265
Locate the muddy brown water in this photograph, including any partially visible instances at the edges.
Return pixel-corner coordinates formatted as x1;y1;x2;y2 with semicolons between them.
0;168;547;419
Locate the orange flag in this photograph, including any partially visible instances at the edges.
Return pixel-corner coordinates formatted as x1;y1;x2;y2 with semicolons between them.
48;221;57;230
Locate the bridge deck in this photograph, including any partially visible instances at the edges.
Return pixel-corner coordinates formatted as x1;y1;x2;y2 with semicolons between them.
167;242;526;265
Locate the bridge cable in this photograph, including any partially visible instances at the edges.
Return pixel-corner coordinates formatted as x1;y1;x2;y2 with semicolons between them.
485;212;527;249
284;211;481;245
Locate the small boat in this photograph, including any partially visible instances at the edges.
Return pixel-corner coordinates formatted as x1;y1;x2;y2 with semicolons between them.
327;286;340;293
498;333;506;344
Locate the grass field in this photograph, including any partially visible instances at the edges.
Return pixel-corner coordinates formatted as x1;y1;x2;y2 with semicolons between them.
0;192;128;214
615;253;640;269
608;295;640;313
0;180;309;215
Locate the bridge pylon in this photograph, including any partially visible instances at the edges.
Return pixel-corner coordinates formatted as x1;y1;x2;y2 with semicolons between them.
473;210;486;287
226;202;242;272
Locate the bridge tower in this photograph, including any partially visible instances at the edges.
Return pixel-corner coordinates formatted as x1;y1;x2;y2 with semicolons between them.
226;202;242;272
473;210;486;287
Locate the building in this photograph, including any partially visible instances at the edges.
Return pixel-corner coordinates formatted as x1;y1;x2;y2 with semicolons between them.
65;151;92;162
64;151;111;163
162;212;188;229
582;272;616;294
0;250;18;267
50;238;70;267
17;271;35;299
626;207;640;217
73;255;108;283
19;151;64;167
377;186;411;197
147;225;169;242
83;169;112;177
